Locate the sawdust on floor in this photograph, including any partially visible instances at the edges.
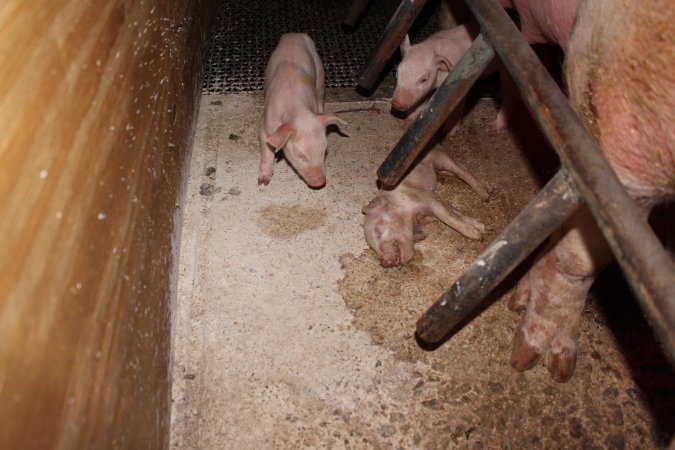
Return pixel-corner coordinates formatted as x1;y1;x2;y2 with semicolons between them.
170;92;674;449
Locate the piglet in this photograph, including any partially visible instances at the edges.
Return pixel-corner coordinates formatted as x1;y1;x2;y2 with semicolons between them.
392;21;516;133
259;33;346;188
363;146;493;267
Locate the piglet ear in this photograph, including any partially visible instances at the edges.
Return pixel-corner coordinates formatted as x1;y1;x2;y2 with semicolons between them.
267;123;295;151
318;113;348;128
435;55;452;73
400;34;412;56
362;196;388;214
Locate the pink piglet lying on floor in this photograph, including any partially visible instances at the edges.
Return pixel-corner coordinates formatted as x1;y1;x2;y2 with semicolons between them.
258;33;346;188
363;146;494;267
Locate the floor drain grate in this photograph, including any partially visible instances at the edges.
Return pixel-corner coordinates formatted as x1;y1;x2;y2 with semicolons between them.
202;0;440;94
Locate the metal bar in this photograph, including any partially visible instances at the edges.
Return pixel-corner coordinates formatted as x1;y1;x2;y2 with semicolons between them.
356;0;428;90
417;170;581;341
343;0;372;28
377;34;495;186
443;0;675;361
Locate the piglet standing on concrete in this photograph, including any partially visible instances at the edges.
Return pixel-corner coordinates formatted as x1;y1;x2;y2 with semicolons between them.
363;146;493;268
392;21;516;134
259;33;346;188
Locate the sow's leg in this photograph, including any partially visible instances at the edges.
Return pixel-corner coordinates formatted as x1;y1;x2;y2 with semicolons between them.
510;0;675;382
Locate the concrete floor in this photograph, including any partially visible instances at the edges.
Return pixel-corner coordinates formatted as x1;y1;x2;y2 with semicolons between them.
169;89;675;449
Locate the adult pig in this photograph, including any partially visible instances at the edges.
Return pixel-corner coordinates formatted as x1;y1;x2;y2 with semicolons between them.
363;146;493;267
259;33;346;188
391;21;516;133
497;0;578;50
508;0;675;382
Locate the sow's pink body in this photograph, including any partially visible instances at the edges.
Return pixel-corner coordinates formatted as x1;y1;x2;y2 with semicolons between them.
500;0;675;383
258;33;345;188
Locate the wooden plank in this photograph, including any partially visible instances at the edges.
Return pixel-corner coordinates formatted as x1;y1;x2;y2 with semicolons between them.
0;0;214;447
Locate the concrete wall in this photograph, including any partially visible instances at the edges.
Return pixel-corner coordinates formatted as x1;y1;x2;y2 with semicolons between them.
0;0;214;447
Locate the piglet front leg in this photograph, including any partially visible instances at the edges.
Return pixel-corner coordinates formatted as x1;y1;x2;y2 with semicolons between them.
490;64;519;131
258;121;276;186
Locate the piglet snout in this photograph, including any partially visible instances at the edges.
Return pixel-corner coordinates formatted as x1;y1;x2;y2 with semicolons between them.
378;241;401;267
391;97;406;111
391;91;414;112
305;176;326;188
300;167;326;187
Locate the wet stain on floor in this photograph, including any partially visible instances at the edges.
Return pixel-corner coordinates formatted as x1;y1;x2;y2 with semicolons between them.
256;204;326;239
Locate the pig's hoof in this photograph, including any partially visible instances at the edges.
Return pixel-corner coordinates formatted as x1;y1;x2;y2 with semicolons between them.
478;182;496;202
509;250;590;383
258;175;271;186
463;217;490;240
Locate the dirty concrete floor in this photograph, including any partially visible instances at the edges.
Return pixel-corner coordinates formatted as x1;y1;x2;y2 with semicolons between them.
169;90;675;449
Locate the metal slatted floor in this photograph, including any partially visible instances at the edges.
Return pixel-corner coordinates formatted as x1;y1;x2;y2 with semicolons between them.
202;0;440;93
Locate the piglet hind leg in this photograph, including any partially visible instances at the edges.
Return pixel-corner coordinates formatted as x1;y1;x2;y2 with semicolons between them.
258;139;276;186
510;209;612;382
423;191;489;240
490;64;519;131
432;148;494;201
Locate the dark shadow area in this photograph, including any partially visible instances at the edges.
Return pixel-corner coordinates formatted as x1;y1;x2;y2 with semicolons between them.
340;0;377;33
591;264;675;446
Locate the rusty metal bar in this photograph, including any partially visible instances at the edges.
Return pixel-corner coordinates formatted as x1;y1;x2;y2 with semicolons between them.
377;34;495;186
417;170;581;341
356;0;428;90
417;0;675;364
343;0;372;28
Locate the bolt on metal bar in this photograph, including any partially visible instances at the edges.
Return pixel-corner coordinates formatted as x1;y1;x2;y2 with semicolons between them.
419;0;675;363
356;0;428;90
417;170;581;341
377;34;496;186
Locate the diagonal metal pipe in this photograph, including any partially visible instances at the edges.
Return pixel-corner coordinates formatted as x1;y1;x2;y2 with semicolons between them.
418;0;675;365
417;170;581;341
356;0;428;90
377;34;496;186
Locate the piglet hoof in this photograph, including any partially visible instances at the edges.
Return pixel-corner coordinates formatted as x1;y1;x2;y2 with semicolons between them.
490;114;508;132
258;174;271;186
479;183;496;203
465;218;490;241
